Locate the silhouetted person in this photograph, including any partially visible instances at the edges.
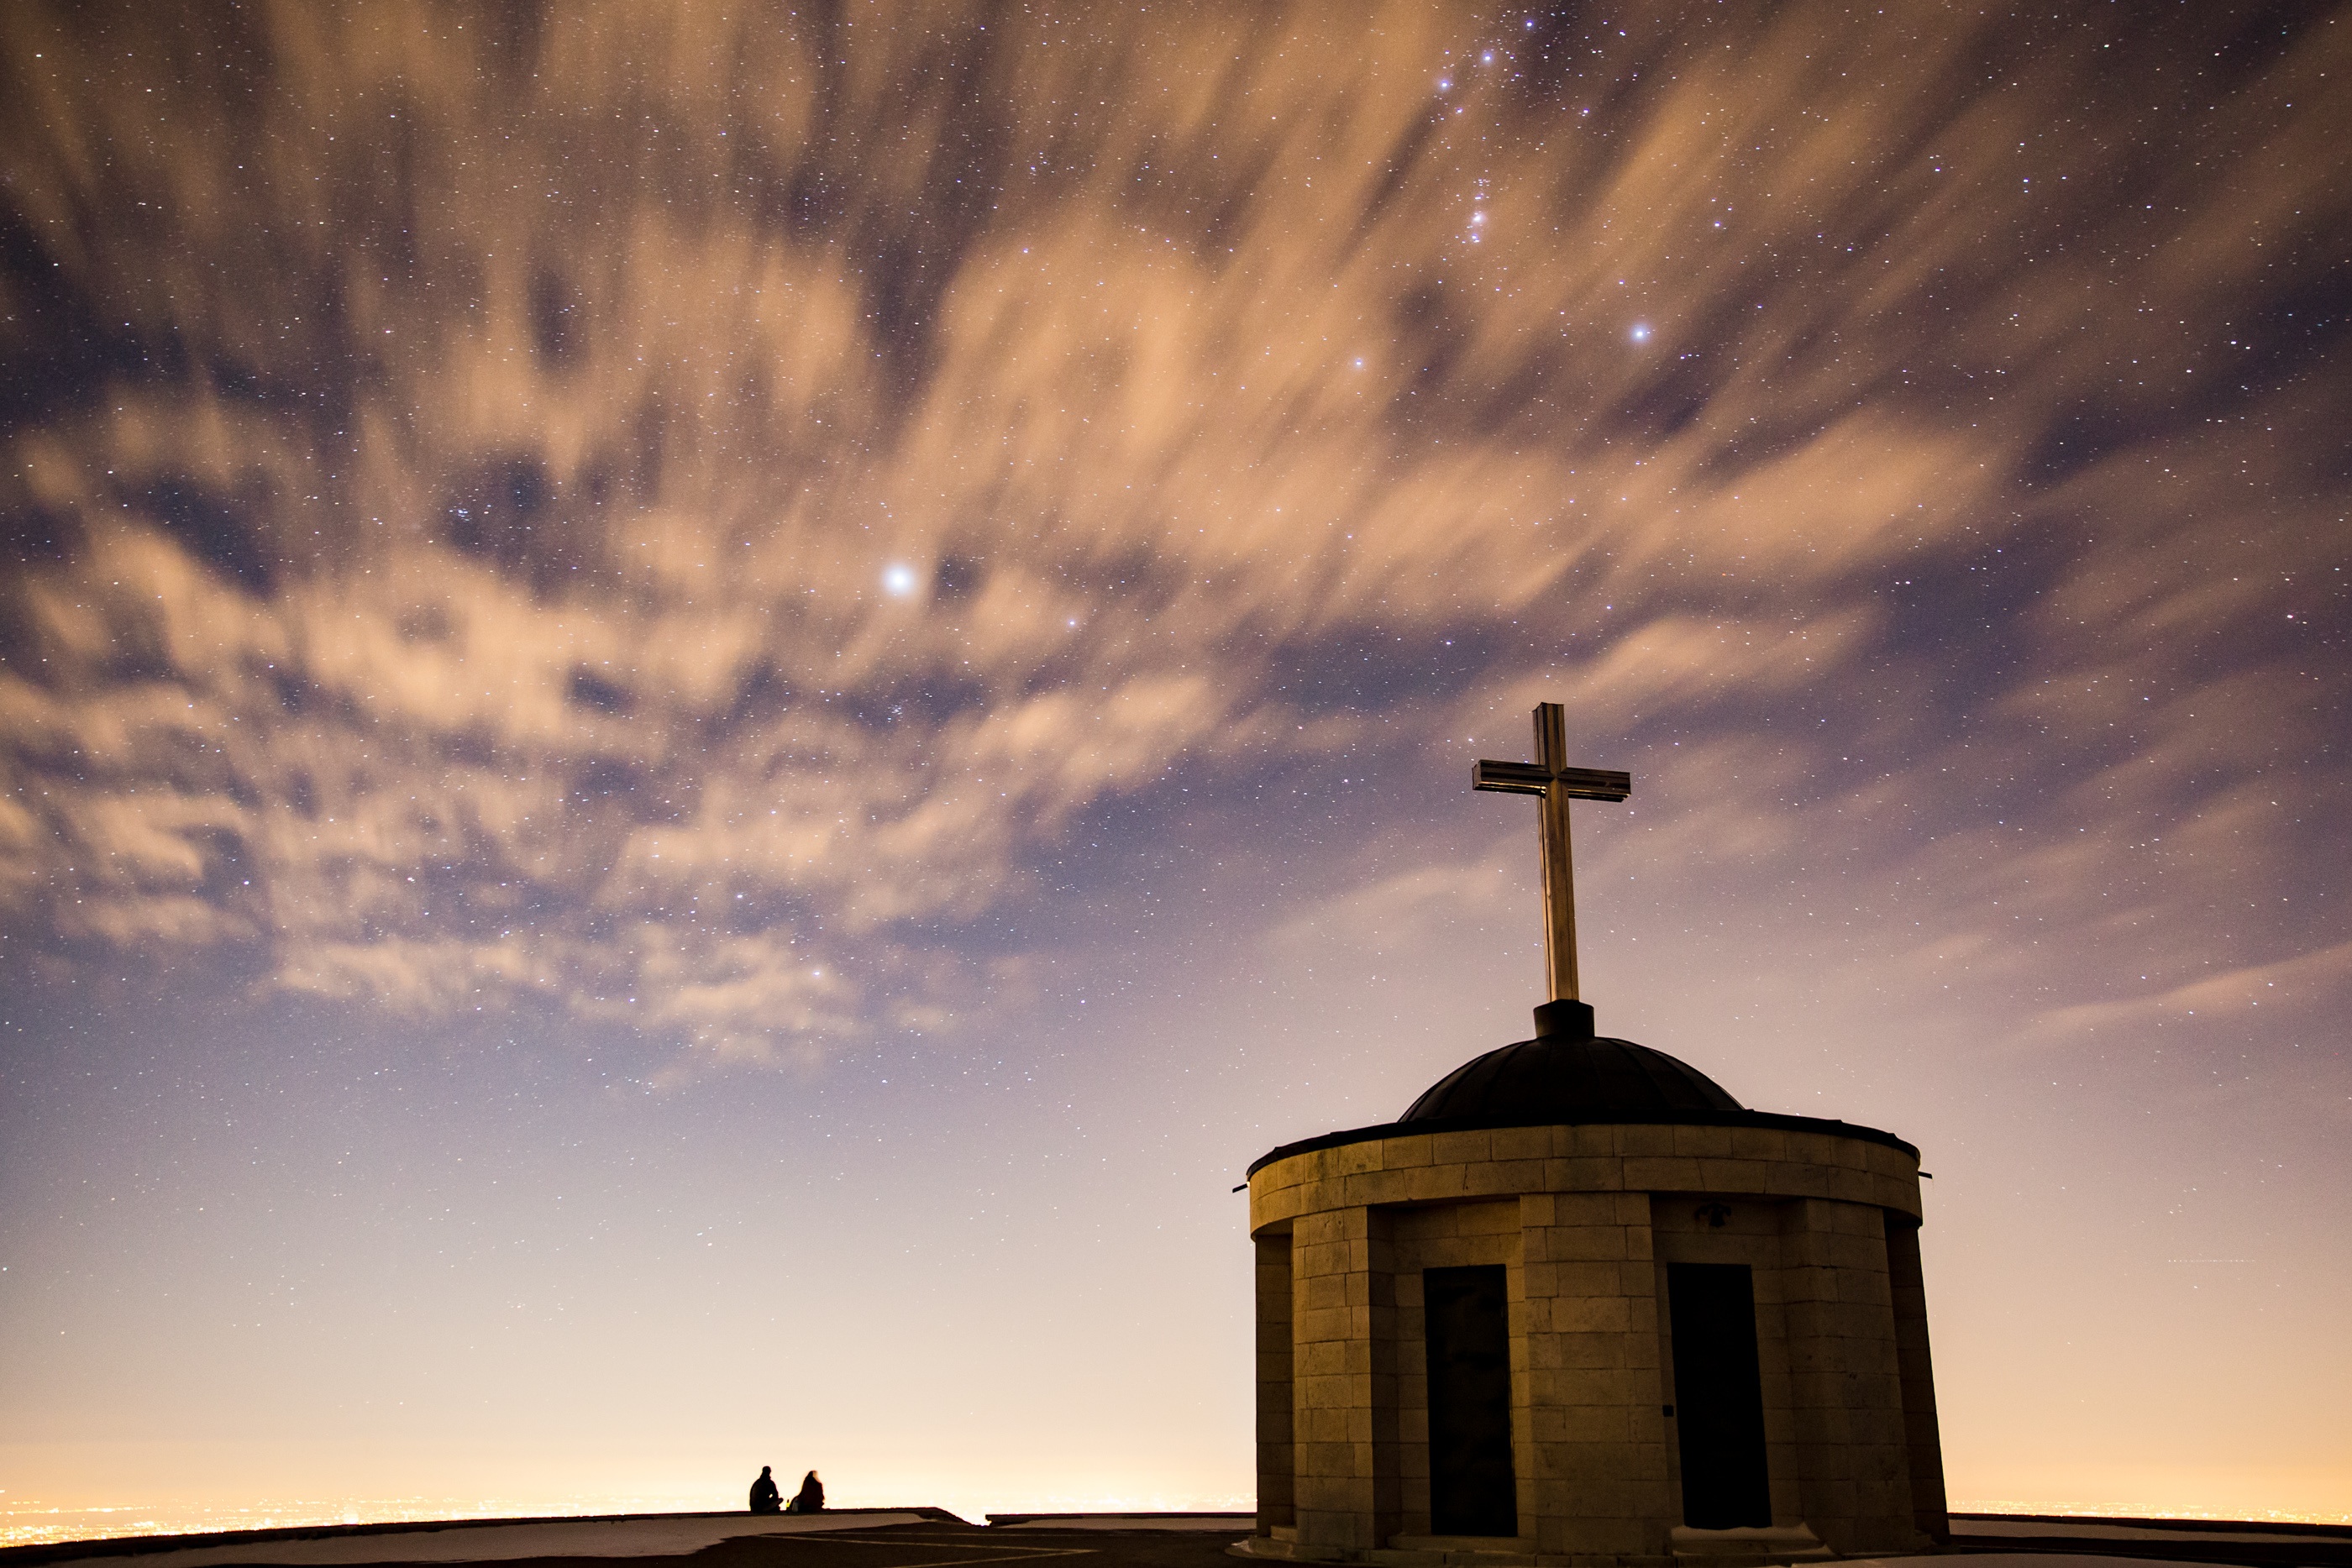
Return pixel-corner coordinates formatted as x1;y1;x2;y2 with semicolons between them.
789;1471;824;1514
749;1466;782;1515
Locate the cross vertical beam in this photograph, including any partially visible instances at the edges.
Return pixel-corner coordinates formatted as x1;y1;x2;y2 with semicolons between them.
1472;702;1631;1003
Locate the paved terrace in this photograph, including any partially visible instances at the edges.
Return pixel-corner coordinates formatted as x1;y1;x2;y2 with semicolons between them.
3;1511;2345;1568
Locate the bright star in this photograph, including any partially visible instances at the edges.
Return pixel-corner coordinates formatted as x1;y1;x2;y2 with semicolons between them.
881;563;919;596
1630;323;1651;342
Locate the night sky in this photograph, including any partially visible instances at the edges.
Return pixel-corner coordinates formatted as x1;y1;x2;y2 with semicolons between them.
3;0;2348;1542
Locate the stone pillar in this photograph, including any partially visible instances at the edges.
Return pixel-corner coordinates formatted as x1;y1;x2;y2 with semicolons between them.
1258;1230;1297;1534
1519;1185;1672;1559
1885;1217;1950;1543
1293;1205;1399;1550
1777;1198;1915;1555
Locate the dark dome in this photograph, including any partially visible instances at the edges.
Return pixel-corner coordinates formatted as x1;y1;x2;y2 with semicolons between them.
1245;1002;1919;1178
1400;1009;1742;1125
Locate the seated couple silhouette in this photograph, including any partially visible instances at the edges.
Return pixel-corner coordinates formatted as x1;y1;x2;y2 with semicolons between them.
749;1466;824;1515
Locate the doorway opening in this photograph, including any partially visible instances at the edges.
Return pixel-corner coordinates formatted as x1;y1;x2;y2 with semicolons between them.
1667;1262;1772;1528
1424;1264;1516;1537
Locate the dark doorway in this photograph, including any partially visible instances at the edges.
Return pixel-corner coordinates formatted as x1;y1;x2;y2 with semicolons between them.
1424;1264;1516;1537
1667;1262;1772;1528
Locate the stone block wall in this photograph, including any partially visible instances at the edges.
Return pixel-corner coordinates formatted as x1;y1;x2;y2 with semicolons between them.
1775;1197;1915;1553
1517;1188;1672;1559
1249;1123;1926;1235
1248;1118;1940;1565
1290;1204;1399;1550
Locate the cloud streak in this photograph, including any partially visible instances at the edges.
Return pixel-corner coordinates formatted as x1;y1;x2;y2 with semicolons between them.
2;0;2344;1069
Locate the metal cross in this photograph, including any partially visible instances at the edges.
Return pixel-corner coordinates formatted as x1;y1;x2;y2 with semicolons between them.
1472;702;1631;1003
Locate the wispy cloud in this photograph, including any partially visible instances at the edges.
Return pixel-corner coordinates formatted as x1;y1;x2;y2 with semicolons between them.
3;0;2344;1067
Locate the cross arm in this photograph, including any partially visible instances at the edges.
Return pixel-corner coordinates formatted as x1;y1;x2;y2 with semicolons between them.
1472;761;1632;800
1555;767;1632;801
1472;760;1551;794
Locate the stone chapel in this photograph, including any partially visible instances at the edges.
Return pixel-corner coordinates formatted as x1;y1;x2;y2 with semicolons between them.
1236;705;1949;1568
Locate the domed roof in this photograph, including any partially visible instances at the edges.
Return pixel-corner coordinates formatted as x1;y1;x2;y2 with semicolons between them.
1246;999;1917;1178
1398;1000;1742;1124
